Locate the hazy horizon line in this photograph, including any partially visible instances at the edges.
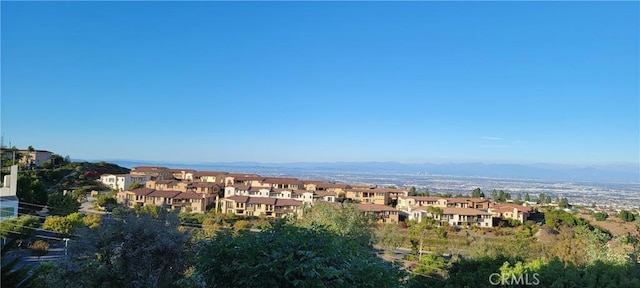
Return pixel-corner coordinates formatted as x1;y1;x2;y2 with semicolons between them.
76;157;640;168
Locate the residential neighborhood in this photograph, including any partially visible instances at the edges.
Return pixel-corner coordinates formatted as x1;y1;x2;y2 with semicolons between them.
98;165;545;227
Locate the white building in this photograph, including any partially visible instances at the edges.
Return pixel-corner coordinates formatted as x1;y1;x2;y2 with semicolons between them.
402;206;493;228
100;173;151;191
0;165;19;220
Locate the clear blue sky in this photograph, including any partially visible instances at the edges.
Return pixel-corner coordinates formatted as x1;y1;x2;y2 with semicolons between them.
1;2;638;165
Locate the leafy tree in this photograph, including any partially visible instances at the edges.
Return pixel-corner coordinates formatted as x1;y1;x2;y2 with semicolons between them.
538;193;546;204
188;224;407;287
494;190;512;202
128;182;144;190
71;188;87;202
202;214;224;238
0;215;40;239
376;223;406;253
407;215;440;261
42;213;85;235
82;213;102;229
48;209;189;287
234;220;252;231
413;253;447;277
296;202;376;247
545;196;552;204
17;173;48;207
559;197;570;209
515;193;522;204
544;209;588;229
619;210;636;222
97;194;118;212
409;187;430;197
471;188;482;198
47;192;81;216
42;216;76;235
524;192;531;202
593;212;608;221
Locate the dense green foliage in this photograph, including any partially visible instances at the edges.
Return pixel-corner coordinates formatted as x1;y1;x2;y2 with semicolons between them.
128;182;144;190
471;188;485;198
544;209;590;229
296;202;376;247
41;212;88;235
619;210;637;222
594;212;609;221
408;187;430;196
49;208;189;288
96;194;118;212
376;223;406;252
47;191;81;216
490;189;511;202
189;223;406;288
1;238;46;288
16;173;48;208
0;215;41;239
441;256;640;288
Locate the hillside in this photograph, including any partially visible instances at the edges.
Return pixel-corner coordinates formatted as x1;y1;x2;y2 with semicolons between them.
2;158;130;213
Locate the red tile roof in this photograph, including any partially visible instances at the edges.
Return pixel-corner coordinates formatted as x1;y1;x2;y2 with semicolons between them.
275;199;303;207
230;184;251;190
147;190;182;198
356;204;398;212
442;207;492;216
190;182;221;188
314;191;336;197
173;192;203;200
248;197;277;205
491;204;532;213
249;186;271;192
224;196;249;203
128;188;156;196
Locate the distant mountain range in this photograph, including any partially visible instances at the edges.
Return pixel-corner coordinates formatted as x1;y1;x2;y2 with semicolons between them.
80;159;640;184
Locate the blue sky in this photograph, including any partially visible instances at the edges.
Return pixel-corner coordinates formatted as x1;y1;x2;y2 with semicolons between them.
1;2;638;165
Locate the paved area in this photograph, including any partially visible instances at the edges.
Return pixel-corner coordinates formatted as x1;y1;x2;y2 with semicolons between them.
3;242;67;271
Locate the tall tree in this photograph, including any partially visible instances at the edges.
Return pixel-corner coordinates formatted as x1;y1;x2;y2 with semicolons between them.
515;193;522;204
471;188;482;198
47;192;81;216
525;192;531;202
538;193;546;204
17;174;48;207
